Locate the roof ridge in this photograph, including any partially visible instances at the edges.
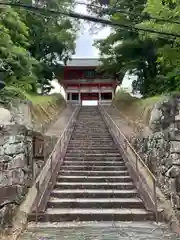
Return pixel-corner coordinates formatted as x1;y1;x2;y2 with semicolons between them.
66;58;101;67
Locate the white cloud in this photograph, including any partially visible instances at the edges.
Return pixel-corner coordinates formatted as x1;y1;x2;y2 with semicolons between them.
73;1;111;58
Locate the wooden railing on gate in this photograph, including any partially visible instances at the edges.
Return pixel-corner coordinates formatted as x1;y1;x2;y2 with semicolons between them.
30;105;81;222
98;104;159;222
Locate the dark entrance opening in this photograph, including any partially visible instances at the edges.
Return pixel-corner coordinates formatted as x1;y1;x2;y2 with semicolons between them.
101;92;112;100
72;93;79;101
81;93;99;101
67;93;70;100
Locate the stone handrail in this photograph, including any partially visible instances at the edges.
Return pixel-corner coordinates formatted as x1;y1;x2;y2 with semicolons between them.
20;105;81;222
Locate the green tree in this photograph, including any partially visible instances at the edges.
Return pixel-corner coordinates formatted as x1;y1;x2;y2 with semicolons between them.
0;6;39;91
23;0;79;93
137;0;180;95
89;0;180;96
89;0;160;96
0;0;79;94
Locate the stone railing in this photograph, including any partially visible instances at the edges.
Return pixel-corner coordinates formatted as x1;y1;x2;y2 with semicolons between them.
28;105;81;221
99;104;159;222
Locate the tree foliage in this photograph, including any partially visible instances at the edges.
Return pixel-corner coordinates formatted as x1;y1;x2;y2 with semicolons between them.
0;0;79;93
90;0;180;97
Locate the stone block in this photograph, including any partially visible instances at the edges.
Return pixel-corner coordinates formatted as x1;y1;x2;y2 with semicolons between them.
0;136;7;146
8;153;26;169
0;203;16;228
6;135;25;144
0;108;12;126
0;205;8;227
168;128;180;141
9;168;25;185
3;155;13;162
2;124;26;136
0;146;4;156
175;110;180;121
0;171;9;186
0;168;25;185
149;108;163;131
166;165;180;178
170;153;180;165
177;101;180;110
170;141;180;153
4;142;24;156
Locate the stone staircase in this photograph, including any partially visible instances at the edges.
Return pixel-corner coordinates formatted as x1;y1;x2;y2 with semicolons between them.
30;106;154;222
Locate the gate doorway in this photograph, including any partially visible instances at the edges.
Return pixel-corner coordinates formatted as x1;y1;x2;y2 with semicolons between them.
82;100;98;106
81;93;99;106
81;92;99;101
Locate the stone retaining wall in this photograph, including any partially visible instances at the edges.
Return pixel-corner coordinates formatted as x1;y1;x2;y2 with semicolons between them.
131;94;180;220
0;124;31;229
0;102;59;230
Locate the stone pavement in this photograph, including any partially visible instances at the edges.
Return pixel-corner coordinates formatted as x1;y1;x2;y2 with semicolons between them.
19;222;180;240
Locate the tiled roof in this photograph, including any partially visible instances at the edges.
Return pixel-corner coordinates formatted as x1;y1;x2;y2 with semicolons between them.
66;58;101;67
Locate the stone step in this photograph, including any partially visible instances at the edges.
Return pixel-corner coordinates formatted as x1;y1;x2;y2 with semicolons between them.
77;113;100;114
61;165;127;171
47;198;144;209
72;133;111;136
65;152;120;156
64;156;123;161
70;137;113;140
77;121;104;123
76;123;106;124
75;120;105;122
67;148;118;151
29;106;155;224
74;128;108;130
73;129;109;131
66;150;120;155
51;189;138;198
29;208;154;222
71;137;112;140
76;118;104;119
57;175;132;183
68;143;115;146
76;124;107;126
71;135;112;138
74;129;109;131
68;143;116;147
54;182;134;190
68;145;117;148
69;140;114;143
73;130;110;133
59;170;129;176
67;146;117;150
73;131;110;134
63;161;125;166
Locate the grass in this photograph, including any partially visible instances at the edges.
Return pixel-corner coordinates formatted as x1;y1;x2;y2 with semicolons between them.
4;86;63;106
23;92;65;106
114;90;166;129
3;86;66;131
